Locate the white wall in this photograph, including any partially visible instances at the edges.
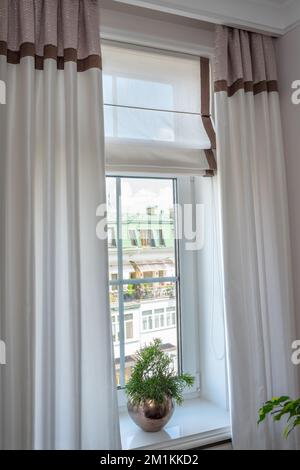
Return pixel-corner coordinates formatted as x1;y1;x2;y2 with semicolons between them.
178;176;228;410
195;177;228;409
276;28;300;350
112;0;297;35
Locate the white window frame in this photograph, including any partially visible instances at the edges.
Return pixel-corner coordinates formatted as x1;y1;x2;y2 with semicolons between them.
106;174;201;407
176;176;202;396
108;176;180;388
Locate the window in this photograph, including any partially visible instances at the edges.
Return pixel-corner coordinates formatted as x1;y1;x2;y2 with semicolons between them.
141;308;171;332
102;43;226;406
111;316;119;343
107;226;117;248
142;310;152;332
128;229;138;247
111;314;134;342
107;176;180;387
167;306;176;326
125;314;134;340
140;307;176;332
110;273;118;291
139;229;156;248
158;229;166;247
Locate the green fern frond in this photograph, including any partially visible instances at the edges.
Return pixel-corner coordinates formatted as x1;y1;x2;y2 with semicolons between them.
125;339;195;406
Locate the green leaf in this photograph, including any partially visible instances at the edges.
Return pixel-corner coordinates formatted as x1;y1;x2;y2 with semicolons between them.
258;396;300;439
271;396;290;406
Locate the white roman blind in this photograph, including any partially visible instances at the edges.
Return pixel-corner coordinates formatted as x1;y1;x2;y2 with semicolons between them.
102;42;216;176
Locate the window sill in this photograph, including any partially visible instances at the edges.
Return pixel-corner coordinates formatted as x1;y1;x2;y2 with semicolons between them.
119;398;231;450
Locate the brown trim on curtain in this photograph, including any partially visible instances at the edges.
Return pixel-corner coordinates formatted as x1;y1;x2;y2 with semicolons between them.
202;116;216;150
200;57;217;175
204;150;217;172
204;169;216;177
0;41;102;71
214;78;279;97
201;57;210;116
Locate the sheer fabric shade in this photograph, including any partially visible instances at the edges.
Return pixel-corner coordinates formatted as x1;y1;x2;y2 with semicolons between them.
102;42;216;176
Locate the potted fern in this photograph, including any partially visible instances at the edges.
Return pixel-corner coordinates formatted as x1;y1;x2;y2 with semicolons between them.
258;396;300;438
126;339;194;432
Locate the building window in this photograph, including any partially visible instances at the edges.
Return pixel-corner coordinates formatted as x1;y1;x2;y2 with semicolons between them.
107;176;179;387
141;307;176;332
154;308;163;329
110;273;118;291
125;314;134;340
139;229;156;248
111;316;120;343
139;230;148;247
154;312;160;329
158;229;166;247
142;310;152;331
129;229;138;247
107;227;117;248
166;306;176;326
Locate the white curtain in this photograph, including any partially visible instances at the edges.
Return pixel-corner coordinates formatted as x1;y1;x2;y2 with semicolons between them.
0;0;120;450
214;26;300;450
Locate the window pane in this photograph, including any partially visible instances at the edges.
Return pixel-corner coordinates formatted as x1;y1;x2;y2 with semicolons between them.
122;282;178;381
107;176;180;387
107;177;118;281
142;317;148;331
121;178;176;280
125;320;134;340
108;227;117;248
110;284;121;386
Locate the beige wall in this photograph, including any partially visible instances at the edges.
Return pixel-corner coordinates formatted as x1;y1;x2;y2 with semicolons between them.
276;26;300;340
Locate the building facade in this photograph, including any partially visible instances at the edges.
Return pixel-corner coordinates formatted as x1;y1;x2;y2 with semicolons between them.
108;205;178;385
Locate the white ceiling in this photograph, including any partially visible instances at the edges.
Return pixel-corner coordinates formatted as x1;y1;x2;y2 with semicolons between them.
113;0;300;35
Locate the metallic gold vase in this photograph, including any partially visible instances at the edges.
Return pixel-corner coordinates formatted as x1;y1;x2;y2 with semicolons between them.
127;397;174;432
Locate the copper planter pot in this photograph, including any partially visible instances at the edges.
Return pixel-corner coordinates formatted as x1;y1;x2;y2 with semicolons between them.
127;397;175;432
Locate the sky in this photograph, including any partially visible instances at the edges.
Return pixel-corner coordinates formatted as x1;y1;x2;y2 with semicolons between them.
107;177;174;216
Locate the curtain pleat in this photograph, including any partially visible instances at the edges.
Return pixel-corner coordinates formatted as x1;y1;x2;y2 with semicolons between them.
0;1;120;450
